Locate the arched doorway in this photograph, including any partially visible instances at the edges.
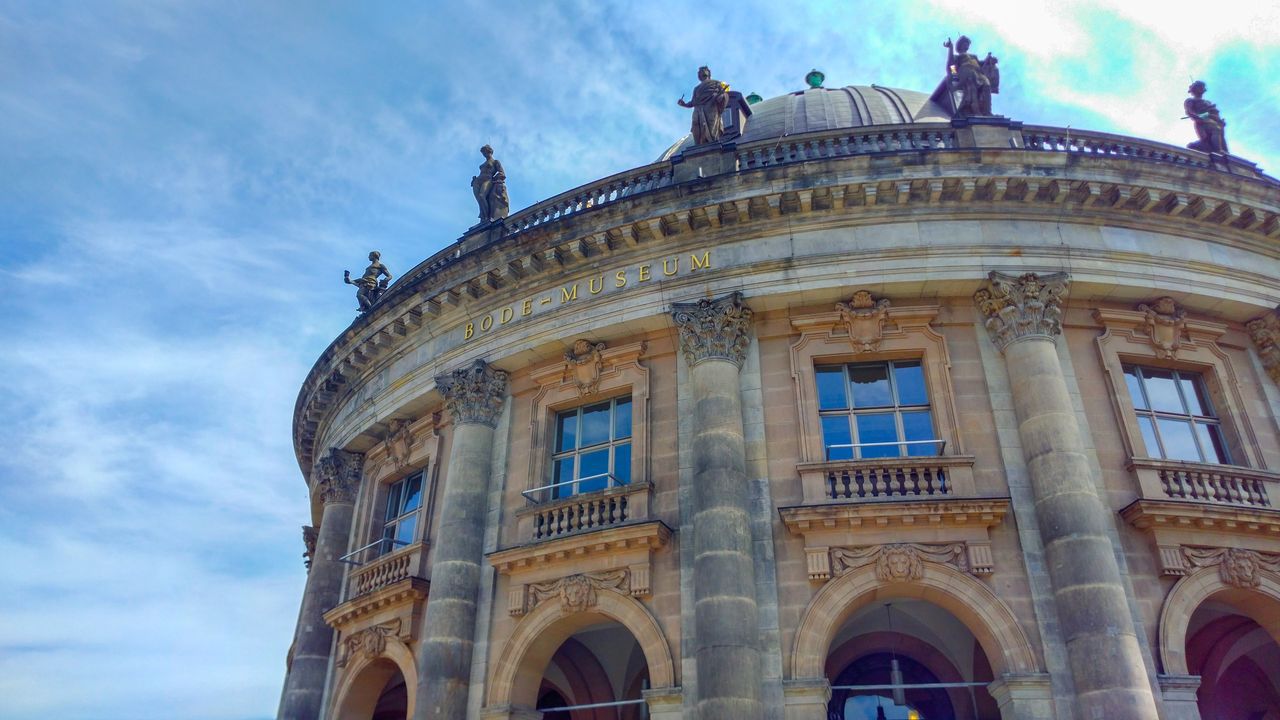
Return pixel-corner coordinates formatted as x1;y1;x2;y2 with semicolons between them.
333;657;410;720
1185;602;1280;719
531;623;651;719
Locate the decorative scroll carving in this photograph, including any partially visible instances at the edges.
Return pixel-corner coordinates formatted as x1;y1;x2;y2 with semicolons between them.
526;570;631;613
1246;307;1280;386
385;418;416;471
837;291;892;353
830;543;971;581
1137;297;1187;359
1181;546;1280;588
564;339;607;396
974;271;1070;350
671;291;754;368
313;448;364;505
436;359;508;428
302;525;318;570
337;619;401;667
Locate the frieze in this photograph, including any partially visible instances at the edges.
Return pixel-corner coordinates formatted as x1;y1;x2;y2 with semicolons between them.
337;619;402;667
515;569;632;615
671;291;754;368
312;448;364;505
974;271;1070;350
1180;546;1280;588
436;359;508;428
830;543;972;582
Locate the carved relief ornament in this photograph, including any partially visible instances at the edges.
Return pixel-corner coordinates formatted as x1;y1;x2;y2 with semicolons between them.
302;525;318;570
1181;546;1280;588
974;271;1070;351
385;418;417;470
829;542;973;581
671;291;754;368
436;359;509;428
837;290;893;353
1137;297;1188;359
1246;307;1280;386
564;339;607;396
312;448;364;505
523;570;632;614
337;619;401;667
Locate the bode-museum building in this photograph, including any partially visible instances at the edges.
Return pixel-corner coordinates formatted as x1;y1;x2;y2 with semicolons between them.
278;54;1280;720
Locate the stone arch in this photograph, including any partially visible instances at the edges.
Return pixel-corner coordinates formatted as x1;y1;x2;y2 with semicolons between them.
486;589;676;710
1159;567;1280;675
329;638;417;720
791;561;1039;681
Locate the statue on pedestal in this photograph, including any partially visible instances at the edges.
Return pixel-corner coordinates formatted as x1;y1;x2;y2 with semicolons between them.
472;145;510;225
944;36;999;116
677;66;730;145
344;251;392;313
1184;80;1228;155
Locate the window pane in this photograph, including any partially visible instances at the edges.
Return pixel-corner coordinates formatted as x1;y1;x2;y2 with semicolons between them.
1156;418;1201;461
856;413;900;458
1180;375;1212;417
384;481;403;522
1136;416;1160;457
901;410;936;457
556;411;578;452
552;457;574;499
578;449;610;492
893;361;928;406
394;515;418;545
821;415;853;460
816;366;849;410
580;402;611;447
613;443;632;485
380;524;396;555
1194;423;1229;464
614;397;633;439
1142;369;1184;414
1123;366;1147;410
401;473;423;513
849;364;893;408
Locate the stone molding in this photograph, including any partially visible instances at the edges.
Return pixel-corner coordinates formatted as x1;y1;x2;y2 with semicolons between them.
1246;306;1280;386
830;542;972;581
836;290;892;354
336;619;402;667
436;359;509;428
324;577;430;630
302;525;318;570
1137;297;1189;359
1121;498;1280;571
670;291;753;368
1178;546;1280;588
520;569;632;615
312;448;364;505
974;271;1070;350
563;339;607;397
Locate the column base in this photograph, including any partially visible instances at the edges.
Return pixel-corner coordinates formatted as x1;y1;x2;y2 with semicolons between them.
1158;674;1202;720
644;686;684;719
783;678;831;720
988;673;1054;720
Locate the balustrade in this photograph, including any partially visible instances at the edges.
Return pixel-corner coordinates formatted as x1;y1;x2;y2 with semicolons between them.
347;542;427;597
1021;126;1211;168
735;124;956;169
797;456;976;506
517;482;652;542
1129;458;1276;508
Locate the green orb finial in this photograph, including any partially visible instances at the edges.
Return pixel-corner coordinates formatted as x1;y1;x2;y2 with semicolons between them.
746;92;763;105
805;69;825;89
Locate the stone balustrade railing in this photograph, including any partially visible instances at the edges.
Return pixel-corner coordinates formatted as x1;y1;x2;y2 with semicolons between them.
797;456;976;506
735;124;957;169
349;542;428;597
500;163;675;235
1021;125;1213;169
516;482;652;542
1129;458;1277;508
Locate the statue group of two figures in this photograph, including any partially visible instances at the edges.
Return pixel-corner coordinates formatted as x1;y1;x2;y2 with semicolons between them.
944;35;1000;117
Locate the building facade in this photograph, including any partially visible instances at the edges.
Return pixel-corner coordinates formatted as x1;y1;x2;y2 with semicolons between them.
279;82;1280;720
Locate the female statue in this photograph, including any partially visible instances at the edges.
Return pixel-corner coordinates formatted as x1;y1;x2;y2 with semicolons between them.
472;145;510;224
344;251;392;313
944;36;993;116
677;66;730;145
1184;81;1228;154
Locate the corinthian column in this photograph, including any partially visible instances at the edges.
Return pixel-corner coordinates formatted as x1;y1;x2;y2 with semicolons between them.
671;292;763;720
975;272;1159;719
278;448;364;720
414;359;508;720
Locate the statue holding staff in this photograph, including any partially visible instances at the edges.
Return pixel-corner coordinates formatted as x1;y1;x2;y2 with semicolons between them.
944;35;996;116
677;66;730;145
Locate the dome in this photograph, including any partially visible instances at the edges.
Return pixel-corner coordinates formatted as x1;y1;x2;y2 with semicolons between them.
658;84;953;160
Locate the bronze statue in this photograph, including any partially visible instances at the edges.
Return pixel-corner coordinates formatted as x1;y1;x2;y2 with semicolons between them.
344;251;392;313
944;36;997;116
677;66;730;145
471;145;510;224
1184;80;1228;154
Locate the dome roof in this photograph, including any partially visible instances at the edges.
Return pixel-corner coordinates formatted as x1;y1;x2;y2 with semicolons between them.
659;84;952;160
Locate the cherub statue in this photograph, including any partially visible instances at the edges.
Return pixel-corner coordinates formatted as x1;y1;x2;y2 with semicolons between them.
944;36;998;116
1184;80;1228;155
344;251;392;313
677;66;730;145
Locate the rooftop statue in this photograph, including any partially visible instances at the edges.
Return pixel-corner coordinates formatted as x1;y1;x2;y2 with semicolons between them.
344;251;392;313
944;36;998;116
677;66;730;146
472;144;510;225
1184;80;1228;155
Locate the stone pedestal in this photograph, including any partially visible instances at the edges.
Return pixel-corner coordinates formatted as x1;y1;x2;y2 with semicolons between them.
414;360;508;720
782;678;831;720
671;143;739;183
987;673;1055;720
644;687;685;719
672;292;764;720
1158;675;1203;720
952;115;1024;149
278;448;363;720
976;272;1160;719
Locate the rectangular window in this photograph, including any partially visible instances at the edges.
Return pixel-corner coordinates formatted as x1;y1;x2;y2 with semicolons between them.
1123;366;1229;464
379;471;424;555
550;396;632;499
817;360;941;460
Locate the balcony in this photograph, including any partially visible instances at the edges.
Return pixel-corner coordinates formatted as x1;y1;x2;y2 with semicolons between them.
796;452;977;506
1128;458;1276;508
325;541;430;631
517;476;652;542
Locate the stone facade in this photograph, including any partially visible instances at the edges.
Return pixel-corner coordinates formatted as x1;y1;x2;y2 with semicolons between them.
279;90;1280;720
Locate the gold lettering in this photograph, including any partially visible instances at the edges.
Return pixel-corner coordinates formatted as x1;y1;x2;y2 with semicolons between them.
562;284;578;302
464;322;474;340
615;270;627;288
690;251;711;270
500;306;514;324
522;299;533;316
639;264;651;282
480;315;493;332
663;258;678;276
589;275;604;294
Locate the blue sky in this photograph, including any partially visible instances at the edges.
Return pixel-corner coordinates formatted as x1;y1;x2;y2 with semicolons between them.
0;2;1276;718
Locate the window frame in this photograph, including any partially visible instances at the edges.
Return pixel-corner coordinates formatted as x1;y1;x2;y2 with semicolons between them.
1122;365;1230;464
549;395;634;499
815;359;942;460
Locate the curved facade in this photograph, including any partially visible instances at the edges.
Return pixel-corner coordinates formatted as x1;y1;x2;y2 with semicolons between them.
279;85;1280;720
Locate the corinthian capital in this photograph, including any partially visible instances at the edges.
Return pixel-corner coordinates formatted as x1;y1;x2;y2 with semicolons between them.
312;448;364;505
1246;306;1280;386
436;359;508;428
670;291;754;368
974;271;1070;351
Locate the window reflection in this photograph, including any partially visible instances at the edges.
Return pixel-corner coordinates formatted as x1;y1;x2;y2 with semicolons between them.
1123;366;1229;464
817;361;940;459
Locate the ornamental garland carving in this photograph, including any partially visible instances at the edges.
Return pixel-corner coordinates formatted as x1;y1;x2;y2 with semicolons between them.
1246;307;1280;387
830;543;971;581
974;271;1070;351
436;359;509;428
302;525;318;570
1181;546;1280;588
385;418;416;471
1137;297;1188;359
837;290;892;353
313;448;364;505
337;619;401;667
670;291;754;368
526;570;631;613
564;339;607;396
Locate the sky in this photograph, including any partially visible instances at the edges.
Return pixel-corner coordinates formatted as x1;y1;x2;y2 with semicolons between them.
1;1;1277;718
